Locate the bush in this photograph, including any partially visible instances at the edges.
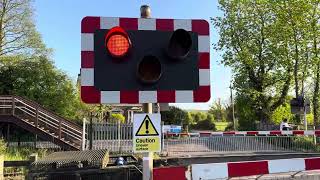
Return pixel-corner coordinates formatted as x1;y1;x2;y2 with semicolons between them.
235;94;257;130
0;139;6;155
225;123;235;131
110;113;126;123
271;103;294;125
5;147;52;161
193;114;216;131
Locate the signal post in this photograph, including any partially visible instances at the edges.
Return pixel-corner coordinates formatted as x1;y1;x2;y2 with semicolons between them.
141;5;153;180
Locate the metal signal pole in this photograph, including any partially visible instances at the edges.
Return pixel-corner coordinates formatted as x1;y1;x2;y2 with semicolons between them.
141;5;153;180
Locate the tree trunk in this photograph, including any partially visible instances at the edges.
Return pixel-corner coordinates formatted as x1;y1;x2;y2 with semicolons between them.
312;5;319;129
0;0;7;53
294;37;299;98
313;52;319;129
313;65;319;129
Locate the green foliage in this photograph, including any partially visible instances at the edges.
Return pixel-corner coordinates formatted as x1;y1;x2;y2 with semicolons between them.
235;93;257;130
110;113;125;123
189;112;206;124
5;147;51;161
0;0;49;57
214;122;230;131
292;136;320;152
185;112;193;126
307;113;314;125
271;103;294;125
271;102;314;126
193;114;216;131
161;106;190;125
208;99;227;122
83;104;112;123
224;122;235;131
0;139;6;155
213;0;320;128
225;104;235;122
0;56;81;121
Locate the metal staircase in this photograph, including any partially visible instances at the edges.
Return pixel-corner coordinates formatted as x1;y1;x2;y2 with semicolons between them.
0;95;83;150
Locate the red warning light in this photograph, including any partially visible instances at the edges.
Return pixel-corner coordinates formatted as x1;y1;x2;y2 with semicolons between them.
105;26;131;58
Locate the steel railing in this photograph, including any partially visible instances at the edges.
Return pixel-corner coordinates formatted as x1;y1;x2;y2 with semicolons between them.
163;136;320;156
87;122;133;152
86;122;320;156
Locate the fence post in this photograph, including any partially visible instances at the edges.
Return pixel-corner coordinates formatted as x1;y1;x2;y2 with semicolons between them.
82;118;86;151
161;121;164;154
117;120;121;152
89;113;93;150
313;126;317;145
11;96;15;116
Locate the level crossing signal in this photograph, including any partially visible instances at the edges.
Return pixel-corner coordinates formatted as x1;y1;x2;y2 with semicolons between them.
80;17;211;104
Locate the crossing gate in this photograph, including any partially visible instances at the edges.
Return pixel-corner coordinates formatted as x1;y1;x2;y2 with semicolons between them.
85;122;134;153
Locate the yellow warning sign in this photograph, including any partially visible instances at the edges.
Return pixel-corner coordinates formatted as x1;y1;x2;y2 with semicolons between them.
134;137;160;152
133;113;161;152
135;115;159;136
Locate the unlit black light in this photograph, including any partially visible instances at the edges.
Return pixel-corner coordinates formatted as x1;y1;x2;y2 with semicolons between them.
137;55;162;84
167;29;192;59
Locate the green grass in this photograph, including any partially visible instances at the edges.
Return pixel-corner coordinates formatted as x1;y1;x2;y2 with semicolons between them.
214;122;231;131
4;147;50;161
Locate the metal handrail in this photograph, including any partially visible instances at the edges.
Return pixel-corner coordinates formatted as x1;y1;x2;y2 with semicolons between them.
0;95;83;149
16;97;82;132
16;96;82;131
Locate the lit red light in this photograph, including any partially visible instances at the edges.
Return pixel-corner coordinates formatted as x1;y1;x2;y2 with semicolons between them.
107;34;130;57
105;26;131;58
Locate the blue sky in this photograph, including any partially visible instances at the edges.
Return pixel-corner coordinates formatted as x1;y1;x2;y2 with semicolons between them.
34;0;232;110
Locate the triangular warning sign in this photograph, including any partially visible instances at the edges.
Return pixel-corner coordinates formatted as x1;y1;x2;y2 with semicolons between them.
136;115;159;136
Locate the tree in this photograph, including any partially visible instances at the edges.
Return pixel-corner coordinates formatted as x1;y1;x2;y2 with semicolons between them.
225;103;234;122
309;0;320;129
275;1;311;98
0;56;81;121
213;1;315;124
234;93;257;130
193;114;216;131
189;112;207;124
208;99;227;122
271;103;294;125
161;106;189;125
0;0;48;57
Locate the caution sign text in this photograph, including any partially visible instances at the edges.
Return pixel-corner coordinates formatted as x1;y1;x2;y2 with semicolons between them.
134;137;160;152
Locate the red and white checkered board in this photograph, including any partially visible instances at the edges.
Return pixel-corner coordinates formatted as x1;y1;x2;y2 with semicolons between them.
80;16;210;104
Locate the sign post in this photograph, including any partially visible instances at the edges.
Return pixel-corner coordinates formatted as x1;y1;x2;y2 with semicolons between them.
140;5;154;180
133;113;161;180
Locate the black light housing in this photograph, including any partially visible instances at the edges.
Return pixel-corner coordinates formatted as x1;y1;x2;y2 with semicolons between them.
137;55;162;84
167;29;192;60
